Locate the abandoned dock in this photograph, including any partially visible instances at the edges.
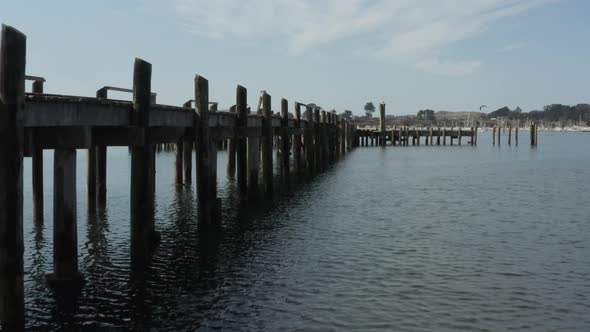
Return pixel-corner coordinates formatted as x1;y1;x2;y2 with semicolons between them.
0;24;541;329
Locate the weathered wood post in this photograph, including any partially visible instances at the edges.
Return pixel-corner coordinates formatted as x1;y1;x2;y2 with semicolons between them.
530;124;535;146
261;92;273;192
32;80;44;221
340;118;346;154
236;86;248;194
437;127;441;145
130;58;158;264
94;88;108;209
194;75;216;222
497;125;501;145
508;125;512;146
174;140;183;185
226;106;236;177
493;126;496;145
281;98;290;177
415;128;419;145
450;127;454;145
0;24;26;329
379;103;386;146
247;116;260;191
471;127;475;146
443;128;446;145
208;103;218;210
535;123;538;146
515;126;518;146
321;110;329;168
293;102;302;171
458;127;462;145
305;105;315;172
48;147;83;286
429;127;433;145
313;107;321;170
334;114;340;158
181;102;193;185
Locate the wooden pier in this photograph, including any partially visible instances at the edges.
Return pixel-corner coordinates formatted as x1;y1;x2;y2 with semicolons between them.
0;25;356;329
356;127;478;146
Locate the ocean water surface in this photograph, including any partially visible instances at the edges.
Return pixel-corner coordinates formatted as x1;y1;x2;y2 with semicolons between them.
21;131;590;331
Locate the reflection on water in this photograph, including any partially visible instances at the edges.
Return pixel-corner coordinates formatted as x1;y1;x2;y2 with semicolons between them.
21;132;590;330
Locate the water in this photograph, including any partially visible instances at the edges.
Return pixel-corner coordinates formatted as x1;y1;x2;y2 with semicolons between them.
20;132;590;331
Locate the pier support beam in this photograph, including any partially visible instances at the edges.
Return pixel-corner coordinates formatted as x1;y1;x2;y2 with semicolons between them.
493;127;496;145
174;140;183;185
195;75;215;222
87;148;96;211
293;103;302;171
379;103;386;146
0;25;26;330
48;148;83;286
236;86;248;194
261;92;273;192
305;105;315;173
32;81;44;222
130;59;158;264
226;106;236;177
183;139;192;184
247;134;260;192
281;98;290;177
96;146;107;207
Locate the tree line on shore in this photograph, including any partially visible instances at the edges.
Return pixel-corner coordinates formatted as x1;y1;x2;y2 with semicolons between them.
343;102;590;128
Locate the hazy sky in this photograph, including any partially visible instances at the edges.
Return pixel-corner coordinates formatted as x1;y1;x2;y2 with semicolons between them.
2;0;588;115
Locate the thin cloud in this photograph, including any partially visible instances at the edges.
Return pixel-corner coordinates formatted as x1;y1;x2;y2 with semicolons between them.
497;42;527;52
167;0;554;75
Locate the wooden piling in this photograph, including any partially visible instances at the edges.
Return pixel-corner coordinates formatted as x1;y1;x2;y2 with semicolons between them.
458;127;462;145
48;148;83;285
313;107;321;170
261;92;273;192
130;58;157;262
437;127;441;145
86;148;96;212
174;140;183;184
247;133;260;193
451;127;455;145
305;105;315;172
32;81;44;222
183;139;192;184
379;103;386;146
281;98;290;177
497;125;501;145
0;24;26;329
96;146;107;207
195;75;214;218
227;124;236;177
515;126;519;146
493;127;496;145
293;102;302;171
321;110;329;168
236;86;248;193
508;125;512;146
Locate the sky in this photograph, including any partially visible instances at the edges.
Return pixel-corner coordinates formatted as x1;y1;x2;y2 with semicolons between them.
2;0;589;115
